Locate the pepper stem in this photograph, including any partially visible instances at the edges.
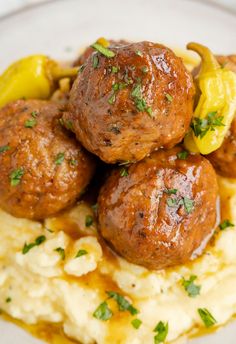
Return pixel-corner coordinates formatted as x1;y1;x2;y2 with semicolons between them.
187;42;220;74
51;66;79;80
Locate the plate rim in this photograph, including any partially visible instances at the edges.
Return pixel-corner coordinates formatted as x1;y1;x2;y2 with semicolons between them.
0;0;235;23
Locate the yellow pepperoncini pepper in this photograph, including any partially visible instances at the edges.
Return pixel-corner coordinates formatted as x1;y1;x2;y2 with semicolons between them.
184;42;236;155
0;55;79;108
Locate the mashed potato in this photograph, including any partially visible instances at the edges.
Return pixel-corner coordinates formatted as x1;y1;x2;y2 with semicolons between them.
0;176;236;344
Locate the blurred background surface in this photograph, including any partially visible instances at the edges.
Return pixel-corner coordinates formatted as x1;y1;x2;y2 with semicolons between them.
0;0;235;18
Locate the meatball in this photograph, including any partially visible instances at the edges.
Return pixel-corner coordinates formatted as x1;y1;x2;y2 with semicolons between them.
65;41;195;164
98;147;218;270
207;115;236;178
0;100;95;220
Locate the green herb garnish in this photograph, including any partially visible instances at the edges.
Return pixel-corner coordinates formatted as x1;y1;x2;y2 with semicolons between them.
10;167;24;186
70;159;78;166
55;152;65;165
0;145;10;153
219;219;234;230
141;66;148;73
182;197;195;214
6;297;12;303
167;198;177;207
182;275;201;297
167;196;194;214
131;318;142;329
106;291;138;315
120;167;129;177
93;301;113;321
24;118;37;128
108;92;116;104
91;43;115;58
131;83;152;116
153;321;168;344
92;54;99;68
165;93;173;102
54;247;65;260
191;112;225;139
75;249;88;258
131;83;142;98
198;308;217;328
177;151;189;160
164;188;178;195
112;66;119;73
22;235;46;254
31;111;38;118
85;215;94;227
135;50;143;57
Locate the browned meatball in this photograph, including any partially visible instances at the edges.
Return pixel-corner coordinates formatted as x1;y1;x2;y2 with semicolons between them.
65;41;195;164
98;147;218;270
207;115;236;178
0;100;95;220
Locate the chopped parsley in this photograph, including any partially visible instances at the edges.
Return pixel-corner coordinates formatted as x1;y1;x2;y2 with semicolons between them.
106;291;138;315
164;188;178;195
191;112;225;139
31;111;38;118
5;297;12;303
108;92;116;105
0;145;10;153
112;66;119;73
182;275;201;297
55;152;65;165
153;321;168;344
63;120;74;130
54;247;65;260
120;167;129;177
177;151;189;160
135;50;143;57
92;54;99;68
75;249;88;258
165;93;173;102
182;197;195;214
22;235;46;254
131;318;142;329
167;196;194;214
79;64;85;73
219;219;234;230
10;167;24;186
91;43;115;58
24;118;37;128
93;301;113;321
198;308;217;328
141;66;148;73
70;159;78;166
131;83;153;116
166;198;177;207
85;214;94;227
131;83;142;98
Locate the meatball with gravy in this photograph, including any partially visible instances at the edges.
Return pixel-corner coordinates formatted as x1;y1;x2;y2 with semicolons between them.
98;147;218;270
0;100;95;220
65;41;195;163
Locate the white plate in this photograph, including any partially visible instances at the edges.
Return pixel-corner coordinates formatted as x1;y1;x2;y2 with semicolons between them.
0;0;235;343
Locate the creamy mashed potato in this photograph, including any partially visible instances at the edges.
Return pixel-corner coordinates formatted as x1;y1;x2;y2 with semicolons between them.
0;176;236;344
